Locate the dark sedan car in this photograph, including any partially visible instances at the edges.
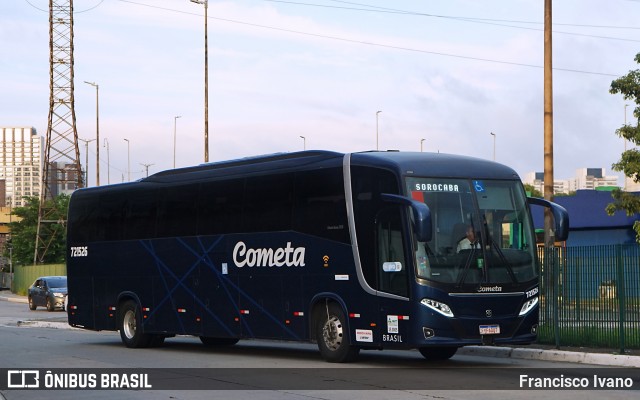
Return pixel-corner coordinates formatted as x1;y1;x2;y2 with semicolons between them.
27;276;68;311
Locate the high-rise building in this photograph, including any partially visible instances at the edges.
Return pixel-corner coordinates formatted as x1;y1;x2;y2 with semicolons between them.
0;127;43;207
523;168;619;196
573;168;618;191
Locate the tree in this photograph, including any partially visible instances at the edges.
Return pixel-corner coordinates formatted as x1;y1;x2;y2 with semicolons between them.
608;52;640;243
5;195;70;266
523;183;543;198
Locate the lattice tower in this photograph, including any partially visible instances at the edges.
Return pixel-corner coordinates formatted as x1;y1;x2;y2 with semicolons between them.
34;0;83;264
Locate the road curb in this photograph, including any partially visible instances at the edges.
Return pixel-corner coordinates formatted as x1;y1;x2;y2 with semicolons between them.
18;320;76;330
458;345;640;367
0;295;28;304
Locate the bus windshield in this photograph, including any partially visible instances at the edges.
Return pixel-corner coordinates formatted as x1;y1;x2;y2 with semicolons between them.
407;177;537;287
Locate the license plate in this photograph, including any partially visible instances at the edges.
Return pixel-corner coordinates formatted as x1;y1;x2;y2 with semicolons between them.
479;324;500;335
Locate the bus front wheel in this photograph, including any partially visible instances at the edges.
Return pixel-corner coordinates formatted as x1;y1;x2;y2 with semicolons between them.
315;303;359;363
119;300;151;348
418;346;458;361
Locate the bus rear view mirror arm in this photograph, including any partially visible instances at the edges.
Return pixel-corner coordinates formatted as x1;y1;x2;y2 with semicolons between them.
527;197;570;242
381;193;432;242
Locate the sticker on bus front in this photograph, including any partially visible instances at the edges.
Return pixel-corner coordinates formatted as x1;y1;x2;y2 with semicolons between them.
355;329;373;342
479;324;500;335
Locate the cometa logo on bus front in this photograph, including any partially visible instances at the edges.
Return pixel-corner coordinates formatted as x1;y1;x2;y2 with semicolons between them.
233;241;306;268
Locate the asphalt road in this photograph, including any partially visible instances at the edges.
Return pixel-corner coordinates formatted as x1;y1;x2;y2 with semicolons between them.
0;298;637;400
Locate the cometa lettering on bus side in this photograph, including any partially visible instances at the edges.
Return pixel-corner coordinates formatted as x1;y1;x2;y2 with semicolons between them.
233;241;306;268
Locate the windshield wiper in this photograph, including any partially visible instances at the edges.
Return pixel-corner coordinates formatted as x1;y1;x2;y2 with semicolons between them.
456;247;477;288
481;216;518;284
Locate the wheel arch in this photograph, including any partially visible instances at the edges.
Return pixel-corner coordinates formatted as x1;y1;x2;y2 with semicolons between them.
116;292;144;328
116;291;142;309
308;292;352;342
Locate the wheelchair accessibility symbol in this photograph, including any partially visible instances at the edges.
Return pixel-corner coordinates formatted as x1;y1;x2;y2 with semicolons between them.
473;180;485;192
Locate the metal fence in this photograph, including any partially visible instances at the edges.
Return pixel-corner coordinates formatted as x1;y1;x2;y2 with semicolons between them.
12;264;66;296
538;245;640;352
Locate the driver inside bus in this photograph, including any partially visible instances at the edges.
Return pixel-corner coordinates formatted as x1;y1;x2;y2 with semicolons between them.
456;225;479;252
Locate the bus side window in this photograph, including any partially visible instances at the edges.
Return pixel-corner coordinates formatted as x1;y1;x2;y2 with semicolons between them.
197;179;244;236
243;174;294;232
376;207;409;298
293;168;350;243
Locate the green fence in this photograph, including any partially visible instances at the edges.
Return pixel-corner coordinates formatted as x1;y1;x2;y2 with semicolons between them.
12;264;66;296
538;245;640;352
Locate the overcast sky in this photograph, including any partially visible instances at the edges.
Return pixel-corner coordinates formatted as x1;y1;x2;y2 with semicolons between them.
2;0;639;186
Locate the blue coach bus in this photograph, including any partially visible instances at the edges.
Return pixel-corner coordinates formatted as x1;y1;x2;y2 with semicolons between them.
66;150;568;362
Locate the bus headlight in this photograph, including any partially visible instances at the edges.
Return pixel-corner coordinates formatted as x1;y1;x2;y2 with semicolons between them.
420;298;454;317
519;296;538;316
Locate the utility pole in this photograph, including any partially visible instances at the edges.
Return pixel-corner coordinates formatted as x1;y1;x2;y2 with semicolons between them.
35;0;83;264
124;138;130;181
490;132;496;161
376;111;382;151
543;0;555;248
140;163;154;177
84;81;100;186
104;138;110;184
190;0;209;162
79;138;96;186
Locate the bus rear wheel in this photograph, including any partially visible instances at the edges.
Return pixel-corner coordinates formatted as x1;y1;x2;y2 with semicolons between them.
315;303;359;363
119;300;151;348
418;346;458;361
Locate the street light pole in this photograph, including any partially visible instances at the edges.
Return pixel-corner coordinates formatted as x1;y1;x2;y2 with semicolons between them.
420;138;425;152
174;115;182;168
300;135;306;151
84;81;100;186
103;138;110;185
124;138;130;182
79;138;96;186
190;0;209;163
490;132;496;161
376;110;382;151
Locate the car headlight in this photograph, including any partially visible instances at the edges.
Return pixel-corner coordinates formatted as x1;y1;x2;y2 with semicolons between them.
420;298;454;317
519;296;538;316
53;292;65;297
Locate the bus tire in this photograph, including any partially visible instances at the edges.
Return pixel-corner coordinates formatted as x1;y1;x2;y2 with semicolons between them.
118;300;151;348
315;303;359;363
200;337;239;346
418;346;458;361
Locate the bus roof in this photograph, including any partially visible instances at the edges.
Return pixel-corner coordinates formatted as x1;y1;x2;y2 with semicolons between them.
143;150;345;184
76;150;521;193
349;151;521;180
142;150;519;182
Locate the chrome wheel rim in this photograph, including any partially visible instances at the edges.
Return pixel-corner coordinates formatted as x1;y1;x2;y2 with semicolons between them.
123;309;137;339
322;315;343;351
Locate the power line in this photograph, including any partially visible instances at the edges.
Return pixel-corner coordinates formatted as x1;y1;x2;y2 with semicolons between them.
260;0;640;43
115;0;620;77
23;0;105;13
266;0;640;31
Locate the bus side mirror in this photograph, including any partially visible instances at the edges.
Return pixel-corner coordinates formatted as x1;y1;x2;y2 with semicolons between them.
527;197;570;242
381;193;432;242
